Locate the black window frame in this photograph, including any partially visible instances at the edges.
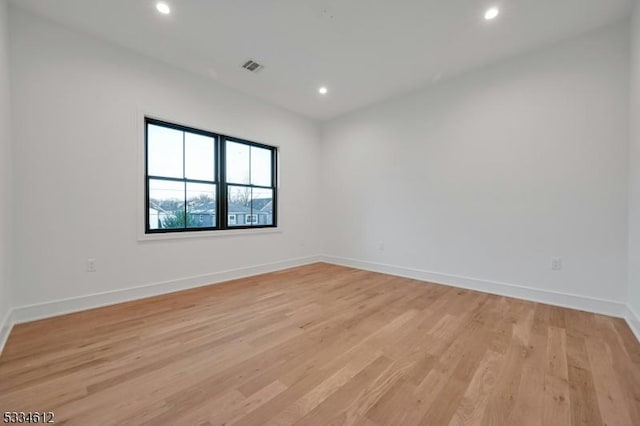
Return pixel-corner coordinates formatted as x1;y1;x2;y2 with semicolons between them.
145;117;278;234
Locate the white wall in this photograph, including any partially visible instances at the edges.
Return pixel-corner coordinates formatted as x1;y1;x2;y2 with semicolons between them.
630;1;640;316
0;0;12;338
321;23;630;306
9;8;321;310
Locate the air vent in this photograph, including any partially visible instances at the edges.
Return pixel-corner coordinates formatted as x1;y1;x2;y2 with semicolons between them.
242;60;264;73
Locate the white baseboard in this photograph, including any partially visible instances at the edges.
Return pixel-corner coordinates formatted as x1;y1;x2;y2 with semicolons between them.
624;304;640;343
0;307;14;355
320;255;627;318
0;255;320;353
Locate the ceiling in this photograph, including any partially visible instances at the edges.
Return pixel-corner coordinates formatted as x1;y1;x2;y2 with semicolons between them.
11;0;634;120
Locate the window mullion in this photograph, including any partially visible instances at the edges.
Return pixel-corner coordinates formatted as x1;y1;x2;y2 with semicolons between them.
215;136;219;229
220;137;228;229
183;131;187;230
248;146;252;227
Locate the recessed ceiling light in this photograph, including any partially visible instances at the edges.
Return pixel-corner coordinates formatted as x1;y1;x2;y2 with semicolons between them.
484;7;499;20
318;87;328;95
156;2;171;15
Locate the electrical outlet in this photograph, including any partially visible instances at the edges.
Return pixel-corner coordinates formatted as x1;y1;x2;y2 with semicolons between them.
551;257;562;271
86;258;97;272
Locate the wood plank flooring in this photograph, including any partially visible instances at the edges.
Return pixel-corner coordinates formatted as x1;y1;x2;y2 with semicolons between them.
1;263;639;425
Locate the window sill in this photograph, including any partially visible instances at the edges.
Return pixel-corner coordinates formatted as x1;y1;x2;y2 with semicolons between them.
138;227;282;242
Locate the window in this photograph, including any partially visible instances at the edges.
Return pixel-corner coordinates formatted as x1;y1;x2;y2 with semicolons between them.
145;118;277;233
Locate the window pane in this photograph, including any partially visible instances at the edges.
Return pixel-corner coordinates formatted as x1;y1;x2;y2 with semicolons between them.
251;146;272;186
148;124;183;178
148;179;185;229
185;132;215;181
252;188;273;226
227;185;251;227
226;141;250;184
186;182;216;228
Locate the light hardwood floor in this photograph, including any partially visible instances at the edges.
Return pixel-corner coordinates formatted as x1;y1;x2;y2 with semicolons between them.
1;263;639;425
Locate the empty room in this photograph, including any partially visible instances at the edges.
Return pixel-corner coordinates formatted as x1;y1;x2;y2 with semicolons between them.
1;0;640;424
